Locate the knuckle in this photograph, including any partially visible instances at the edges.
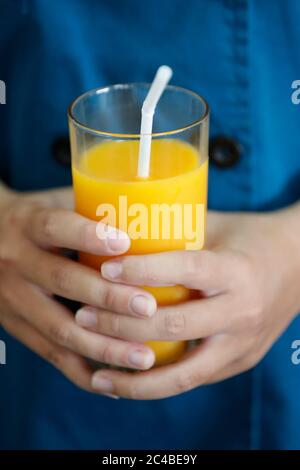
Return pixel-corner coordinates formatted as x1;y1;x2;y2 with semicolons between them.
49;323;71;346
163;310;186;338
99;342;114;365
79;222;92;251
183;252;202;283
134;256;156;283
46;348;65;369
38;209;57;243
137;256;150;278
185;251;200;273
127;382;141;400
50;266;72;293
101;286;116;310
109;314;121;337
175;372;199;393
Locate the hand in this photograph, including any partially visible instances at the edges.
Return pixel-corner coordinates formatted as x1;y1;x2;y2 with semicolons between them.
0;187;156;396
76;208;300;399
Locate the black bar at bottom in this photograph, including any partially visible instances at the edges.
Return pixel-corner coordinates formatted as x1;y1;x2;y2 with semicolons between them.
0;450;295;466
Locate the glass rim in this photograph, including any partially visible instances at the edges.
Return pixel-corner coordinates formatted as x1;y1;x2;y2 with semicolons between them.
68;83;210;138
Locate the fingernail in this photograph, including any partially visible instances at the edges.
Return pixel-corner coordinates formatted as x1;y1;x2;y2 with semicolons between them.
128;349;155;369
96;224;130;253
130;295;156;317
76;308;97;328
91;374;114;393
103;393;120;400
107;230;130;252
101;262;123;280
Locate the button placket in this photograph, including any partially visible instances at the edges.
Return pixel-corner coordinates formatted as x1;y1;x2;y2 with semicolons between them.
222;0;253;198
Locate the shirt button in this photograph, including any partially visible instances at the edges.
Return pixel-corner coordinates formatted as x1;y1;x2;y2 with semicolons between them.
209;135;241;168
51;136;71;167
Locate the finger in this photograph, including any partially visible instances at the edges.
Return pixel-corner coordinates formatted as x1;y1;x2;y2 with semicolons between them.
18;242;156;317
90;334;237;400
205;345;263;385
76;295;232;342
27;206;130;255
206;355;250;384
101;250;232;293
0;309;95;393
207;328;278;385
1;275;155;370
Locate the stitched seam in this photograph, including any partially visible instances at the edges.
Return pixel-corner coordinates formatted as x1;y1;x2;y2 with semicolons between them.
223;0;252;209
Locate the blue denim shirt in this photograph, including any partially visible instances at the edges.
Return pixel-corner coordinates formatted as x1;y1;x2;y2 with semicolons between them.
1;0;300;450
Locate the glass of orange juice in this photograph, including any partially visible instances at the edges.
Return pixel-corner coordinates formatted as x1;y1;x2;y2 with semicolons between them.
68;83;209;367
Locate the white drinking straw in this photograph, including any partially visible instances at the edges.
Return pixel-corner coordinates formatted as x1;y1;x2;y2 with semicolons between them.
137;65;173;178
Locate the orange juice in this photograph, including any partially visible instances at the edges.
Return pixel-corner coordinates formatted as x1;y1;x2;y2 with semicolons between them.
72;139;208;366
